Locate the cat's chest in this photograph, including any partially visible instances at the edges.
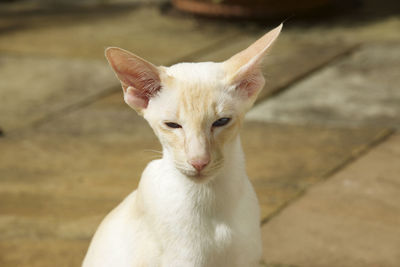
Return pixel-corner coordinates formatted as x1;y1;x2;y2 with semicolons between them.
142;160;245;264
160;219;236;267
154;194;236;262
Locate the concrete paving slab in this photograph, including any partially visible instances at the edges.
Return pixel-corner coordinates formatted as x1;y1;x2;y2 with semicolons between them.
241;122;390;220
247;43;400;128
0;55;116;132
0;6;238;133
0;13;356;137
0;7;238;64
294;16;400;44
261;133;400;267
0;91;388;266
0;4;397;266
194;35;356;103
0;239;87;267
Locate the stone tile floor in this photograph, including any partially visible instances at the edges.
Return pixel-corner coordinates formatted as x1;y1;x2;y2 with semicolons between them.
0;1;399;266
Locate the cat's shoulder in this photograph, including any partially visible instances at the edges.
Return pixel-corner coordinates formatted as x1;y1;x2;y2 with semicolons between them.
141;158;173;180
83;191;160;267
95;191;141;234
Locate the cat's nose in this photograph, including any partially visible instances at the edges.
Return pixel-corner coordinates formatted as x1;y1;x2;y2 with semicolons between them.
190;158;210;172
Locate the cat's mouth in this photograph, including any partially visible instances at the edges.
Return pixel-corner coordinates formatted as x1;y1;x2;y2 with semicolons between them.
178;168;207;179
176;163;221;181
174;156;224;181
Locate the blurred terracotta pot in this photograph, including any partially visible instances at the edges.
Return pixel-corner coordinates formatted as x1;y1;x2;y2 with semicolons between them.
172;0;333;18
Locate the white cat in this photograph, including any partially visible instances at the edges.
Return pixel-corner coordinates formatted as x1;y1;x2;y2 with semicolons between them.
82;24;282;267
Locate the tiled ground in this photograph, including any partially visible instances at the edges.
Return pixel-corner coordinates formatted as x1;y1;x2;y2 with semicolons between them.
247;43;400;128
261;134;400;267
0;1;399;267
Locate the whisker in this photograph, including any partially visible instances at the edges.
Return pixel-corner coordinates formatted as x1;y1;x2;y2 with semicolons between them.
138;150;163;161
173;161;193;172
143;149;163;155
146;155;162;160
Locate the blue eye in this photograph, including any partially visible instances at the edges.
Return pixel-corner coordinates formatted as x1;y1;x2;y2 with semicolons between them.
212;118;231;127
165;122;182;128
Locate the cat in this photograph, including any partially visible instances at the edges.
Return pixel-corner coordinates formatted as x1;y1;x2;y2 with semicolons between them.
82;24;282;267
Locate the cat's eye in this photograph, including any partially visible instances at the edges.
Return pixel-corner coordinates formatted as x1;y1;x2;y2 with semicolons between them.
165;122;182;129
212;118;231;127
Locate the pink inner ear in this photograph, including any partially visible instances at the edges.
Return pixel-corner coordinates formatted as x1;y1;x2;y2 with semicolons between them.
120;72;161;108
236;69;265;98
105;47;161;110
125;87;149;109
224;24;281;100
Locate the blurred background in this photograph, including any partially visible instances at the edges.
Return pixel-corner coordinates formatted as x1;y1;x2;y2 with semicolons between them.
0;0;399;266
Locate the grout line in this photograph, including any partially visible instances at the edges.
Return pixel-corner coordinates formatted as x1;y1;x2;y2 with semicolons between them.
2;33;242;137
3;85;121;138
12;34;353;135
255;43;361;105
260;127;396;226
0;33;361;139
2;28;356;137
0;2;153;18
318;128;396;180
0;4;146;37
0;50;108;61
165;32;241;65
31;86;121;129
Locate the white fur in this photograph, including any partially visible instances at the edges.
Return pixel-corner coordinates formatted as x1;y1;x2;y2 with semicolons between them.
82;137;261;267
83;24;282;267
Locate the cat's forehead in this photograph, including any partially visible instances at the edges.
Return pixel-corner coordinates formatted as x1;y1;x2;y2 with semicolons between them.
164;62;225;84
150;62;235;119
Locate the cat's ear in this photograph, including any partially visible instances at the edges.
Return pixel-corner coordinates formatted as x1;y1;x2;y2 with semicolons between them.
105;47;161;112
223;24;282;104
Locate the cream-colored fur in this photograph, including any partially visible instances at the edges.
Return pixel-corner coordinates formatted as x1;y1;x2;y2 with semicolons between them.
82;24;282;267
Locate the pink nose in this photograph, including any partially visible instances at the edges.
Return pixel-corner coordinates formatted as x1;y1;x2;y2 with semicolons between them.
190;158;210;172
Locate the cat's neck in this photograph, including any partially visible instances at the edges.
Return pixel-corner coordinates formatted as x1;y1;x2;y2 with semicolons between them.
138;135;247;224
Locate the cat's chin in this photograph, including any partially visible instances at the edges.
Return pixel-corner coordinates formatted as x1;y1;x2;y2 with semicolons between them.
177;168;217;183
190;173;214;183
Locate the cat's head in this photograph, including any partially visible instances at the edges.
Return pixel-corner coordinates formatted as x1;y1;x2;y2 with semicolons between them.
105;25;282;181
